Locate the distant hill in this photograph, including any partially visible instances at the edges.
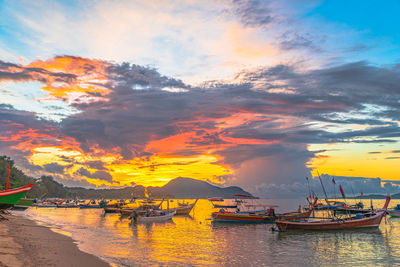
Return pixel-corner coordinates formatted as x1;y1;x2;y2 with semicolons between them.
354;193;400;199
0;155;252;199
152;177;253;198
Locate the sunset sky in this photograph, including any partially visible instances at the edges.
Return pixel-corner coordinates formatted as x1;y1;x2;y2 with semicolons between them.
1;0;400;196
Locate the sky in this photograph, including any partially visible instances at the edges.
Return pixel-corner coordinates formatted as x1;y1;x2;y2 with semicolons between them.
1;0;400;197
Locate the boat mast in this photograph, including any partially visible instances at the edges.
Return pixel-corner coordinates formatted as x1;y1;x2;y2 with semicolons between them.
317;171;330;206
6;165;10;190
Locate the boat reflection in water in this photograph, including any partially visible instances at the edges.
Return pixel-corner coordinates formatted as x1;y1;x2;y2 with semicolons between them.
20;198;400;266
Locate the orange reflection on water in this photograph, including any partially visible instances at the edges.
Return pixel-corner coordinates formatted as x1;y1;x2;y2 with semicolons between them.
23;198;400;266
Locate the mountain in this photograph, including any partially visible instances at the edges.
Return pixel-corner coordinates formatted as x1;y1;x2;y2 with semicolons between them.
0;156;252;199
355;193;400;199
153;177;253;198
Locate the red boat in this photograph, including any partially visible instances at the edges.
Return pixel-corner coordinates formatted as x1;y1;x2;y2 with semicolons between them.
212;208;313;223
276;195;391;231
212;198;318;223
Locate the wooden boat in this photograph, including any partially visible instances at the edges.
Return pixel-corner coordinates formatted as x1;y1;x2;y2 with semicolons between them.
314;201;346;210
12;205;29;211
12;198;34;210
120;199;164;216
388;204;400;217
276;195;391;231
333;202;369;214
212;203;238;208
0;183;34;209
104;203;122;213
212;198;318;223
212;207;312;223
208;197;223;202
130;209;176;223
175;199;198;215
120;208;135;216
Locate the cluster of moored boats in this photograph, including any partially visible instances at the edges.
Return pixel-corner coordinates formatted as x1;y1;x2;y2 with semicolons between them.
209;194;394;232
1;177;399;231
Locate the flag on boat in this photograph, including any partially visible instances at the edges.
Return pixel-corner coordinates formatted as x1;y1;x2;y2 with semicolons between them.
144;187;149;198
339;185;346;198
332;178;336;185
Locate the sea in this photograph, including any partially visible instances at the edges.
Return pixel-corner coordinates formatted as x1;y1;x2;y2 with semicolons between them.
15;198;400;266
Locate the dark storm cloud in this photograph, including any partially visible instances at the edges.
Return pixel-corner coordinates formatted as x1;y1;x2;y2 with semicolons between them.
50;59;400;196
2;56;400;194
76;167;113;183
43;163;69;174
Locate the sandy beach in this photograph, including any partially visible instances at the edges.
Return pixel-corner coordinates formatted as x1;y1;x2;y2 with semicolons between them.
0;213;109;267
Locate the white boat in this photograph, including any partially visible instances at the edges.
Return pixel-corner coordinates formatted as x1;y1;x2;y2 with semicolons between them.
131;210;176;223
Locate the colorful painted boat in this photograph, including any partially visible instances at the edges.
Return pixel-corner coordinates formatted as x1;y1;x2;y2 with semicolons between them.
275;195;391;231
0;183;34;209
212;208;312;223
212;198;318;223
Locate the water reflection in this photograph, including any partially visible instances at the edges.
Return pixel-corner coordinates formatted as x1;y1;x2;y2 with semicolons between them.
20;198;400;266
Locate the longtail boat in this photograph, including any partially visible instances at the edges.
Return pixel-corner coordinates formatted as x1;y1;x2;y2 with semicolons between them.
175;199;198;215
314;201;346;210
212;198;318;223
388;204;400;217
212;207;313;223
334;202;371;214
130;209;176;223
129;199;175;223
276;195;391;231
120;199;164;216
0;183;34;209
104;202;122;213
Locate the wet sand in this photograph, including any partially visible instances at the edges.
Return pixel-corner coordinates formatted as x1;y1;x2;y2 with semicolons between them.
0;214;109;267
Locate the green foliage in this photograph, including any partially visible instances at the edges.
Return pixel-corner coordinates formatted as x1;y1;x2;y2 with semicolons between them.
0;155;173;199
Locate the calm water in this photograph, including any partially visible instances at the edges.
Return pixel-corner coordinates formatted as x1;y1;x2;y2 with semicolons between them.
16;199;400;266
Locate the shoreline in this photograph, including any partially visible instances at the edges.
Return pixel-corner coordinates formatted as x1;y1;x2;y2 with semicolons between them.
0;213;110;267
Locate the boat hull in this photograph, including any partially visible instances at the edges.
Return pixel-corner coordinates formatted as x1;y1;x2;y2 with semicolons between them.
334;208;372;214
134;210;176;223
212;212;276;223
388;210;400;217
176;200;198;215
212;210;312;224
276;210;386;231
176;205;194;215
104;207;120;213
0;184;34;207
